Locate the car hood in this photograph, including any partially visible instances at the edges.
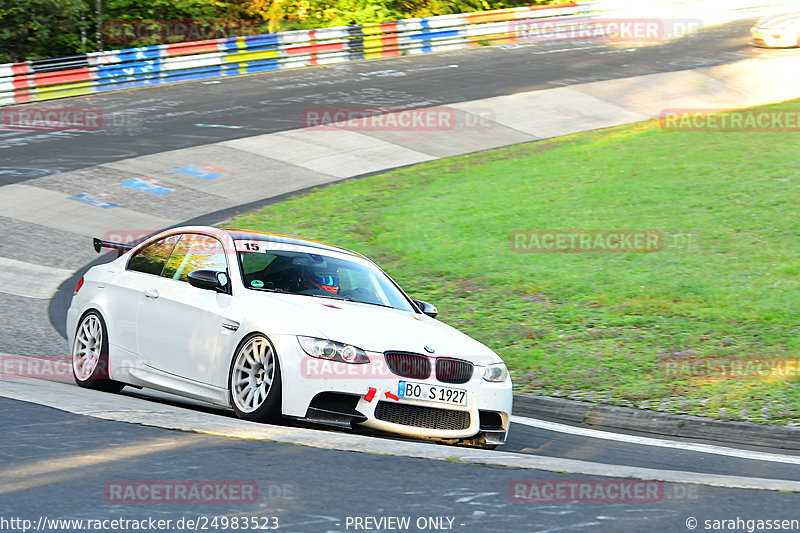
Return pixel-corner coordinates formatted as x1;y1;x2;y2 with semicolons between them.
241;291;500;364
754;12;800;29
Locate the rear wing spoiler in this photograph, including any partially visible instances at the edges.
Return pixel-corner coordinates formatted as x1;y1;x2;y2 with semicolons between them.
93;238;134;256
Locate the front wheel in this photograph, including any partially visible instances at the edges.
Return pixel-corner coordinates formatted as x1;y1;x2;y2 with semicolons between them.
72;311;125;393
229;334;282;423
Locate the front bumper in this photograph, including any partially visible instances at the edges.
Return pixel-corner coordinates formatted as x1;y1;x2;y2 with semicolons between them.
272;335;513;443
750;29;799;48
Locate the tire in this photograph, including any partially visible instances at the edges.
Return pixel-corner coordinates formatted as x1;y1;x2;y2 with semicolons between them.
72;311;125;393
229;333;282;423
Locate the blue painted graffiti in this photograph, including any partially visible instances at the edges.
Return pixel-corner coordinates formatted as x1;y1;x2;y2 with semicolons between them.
122;178;173;195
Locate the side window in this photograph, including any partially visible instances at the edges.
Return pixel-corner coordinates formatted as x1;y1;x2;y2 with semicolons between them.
162;234;227;283
240;252;280;288
127;236;178;276
241;253;276;276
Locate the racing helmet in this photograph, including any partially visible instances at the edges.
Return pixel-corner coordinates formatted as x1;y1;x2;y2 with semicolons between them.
300;265;339;294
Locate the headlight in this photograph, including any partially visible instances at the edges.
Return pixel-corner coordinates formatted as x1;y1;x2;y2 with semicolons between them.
297;336;369;364
483;362;509;382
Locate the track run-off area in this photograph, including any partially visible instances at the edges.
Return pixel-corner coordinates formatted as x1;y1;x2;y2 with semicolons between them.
1;19;799;532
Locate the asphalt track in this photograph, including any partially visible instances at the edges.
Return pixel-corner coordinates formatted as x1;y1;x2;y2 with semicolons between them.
3;396;797;533
113;387;800;482
2;19;799;531
0;19;768;176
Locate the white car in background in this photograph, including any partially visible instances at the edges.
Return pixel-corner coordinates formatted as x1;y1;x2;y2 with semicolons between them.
750;12;800;48
68;226;512;448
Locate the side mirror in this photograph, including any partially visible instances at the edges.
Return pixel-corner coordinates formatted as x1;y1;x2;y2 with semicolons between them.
188;270;229;293
413;300;438;318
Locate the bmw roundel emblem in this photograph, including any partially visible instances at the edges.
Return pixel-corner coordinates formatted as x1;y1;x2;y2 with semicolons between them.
424;346;435;354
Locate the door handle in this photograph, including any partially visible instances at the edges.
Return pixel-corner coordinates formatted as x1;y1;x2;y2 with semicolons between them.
144;288;159;299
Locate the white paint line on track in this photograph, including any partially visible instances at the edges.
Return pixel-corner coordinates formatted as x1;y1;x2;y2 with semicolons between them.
406;64;460;72
511;415;800;466
528;45;610;54
1;376;799;492
0;257;73;299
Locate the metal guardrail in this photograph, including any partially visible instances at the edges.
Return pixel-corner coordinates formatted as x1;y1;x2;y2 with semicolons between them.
0;0;791;107
0;3;582;106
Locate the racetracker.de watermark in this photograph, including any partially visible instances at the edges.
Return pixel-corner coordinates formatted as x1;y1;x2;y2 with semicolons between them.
512;17;702;43
1;355;73;381
301;106;493;133
658;357;800;380
103;20;264;43
510;479;664;503
510;230;663;253
102;229;159;246
302;358;393;379
104;481;260;504
0;108;102;131
660;108;800;131
300;356;497;380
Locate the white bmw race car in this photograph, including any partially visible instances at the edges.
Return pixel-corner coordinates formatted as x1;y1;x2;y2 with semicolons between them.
750;12;800;48
68;226;512;448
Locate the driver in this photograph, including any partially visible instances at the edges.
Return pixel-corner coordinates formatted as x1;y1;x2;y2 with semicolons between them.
299;265;339;294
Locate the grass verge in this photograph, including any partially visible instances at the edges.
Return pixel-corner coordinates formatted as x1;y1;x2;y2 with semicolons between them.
231;101;800;425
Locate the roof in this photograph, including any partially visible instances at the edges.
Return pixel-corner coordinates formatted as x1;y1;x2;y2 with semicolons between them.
220;227;365;258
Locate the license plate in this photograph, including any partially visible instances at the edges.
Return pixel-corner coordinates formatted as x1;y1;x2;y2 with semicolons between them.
397;381;467;406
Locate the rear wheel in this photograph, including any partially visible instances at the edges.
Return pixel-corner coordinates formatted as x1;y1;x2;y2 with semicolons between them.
229;334;282;423
72;311;125;393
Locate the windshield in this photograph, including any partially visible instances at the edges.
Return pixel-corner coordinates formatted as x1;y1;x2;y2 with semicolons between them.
237;244;415;312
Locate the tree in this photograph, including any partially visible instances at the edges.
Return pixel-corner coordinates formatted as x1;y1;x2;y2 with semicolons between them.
0;0;89;63
0;0;565;63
